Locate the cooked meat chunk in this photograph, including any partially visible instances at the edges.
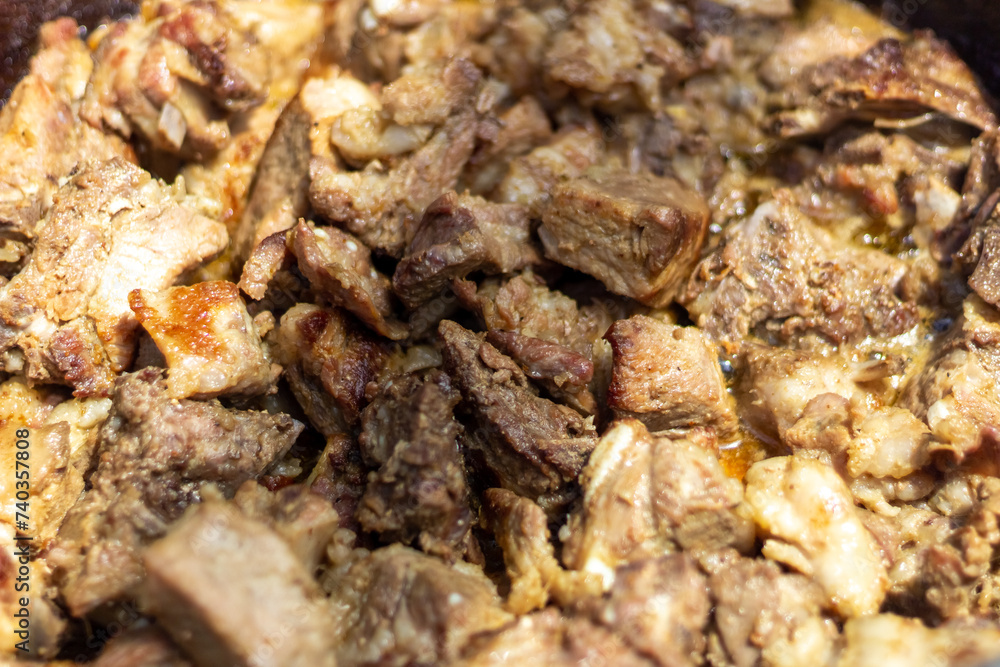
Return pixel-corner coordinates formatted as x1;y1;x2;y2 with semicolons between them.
274;304;390;431
605;315;737;437
901;295;1000;458
308;432;366;535
438;320;596;513
539;166;709;307
494;125;604;218
292;219;407;340
485;330;597;415
48;369;301;615
943;130;1000;277
562;420;748;589
233;98;311;262
741;456;889;617
143;499;337;667
357;371;473;560
0;19;132;244
768;33;996;137
0;158;228;395
328;544;512;667
92;627;192;667
130;281;279;399
81;0;269;157
0;524;65;659
588;555;711;667
483;488;601;614
683;193;918;352
237;230;293;301
705;550;838;667
456;608;655;667
230;481;340;571
309;59;484;256
393;191;540;309
839;614;1000;667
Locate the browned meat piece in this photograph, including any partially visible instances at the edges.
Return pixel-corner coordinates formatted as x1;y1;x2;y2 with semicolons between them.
130;281;279;399
562;421;748;590
273;304;390;432
543;0;702;111
494;125;604;218
438;320;596;514
768;34;996;137
328;544;512;667
483;488;601;614
605;315;737;437
0;19;132;245
81;0;269;158
143;499;337;667
705;550;838;667
392;192;540;309
356;371;473;560
485;330;597;415
232;98;311;262
0;524;66;658
231;481;339;571
292;220;407;340
456;608;655;667
237;230;293;301
539;166;709;307
902;295;1000;459
47;369;301;615
309;59;485;256
0;158;228;396
586;555;712;667
682;192;918;352
308;432;366;535
92;627;192;667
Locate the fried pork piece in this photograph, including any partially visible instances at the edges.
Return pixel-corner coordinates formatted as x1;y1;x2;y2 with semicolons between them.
0;19;133;246
683;192;918;352
0;158;228;396
605;315;737;437
81;0;269;158
705;549;838;667
438;320;596;514
838;614;1000;667
356;371;474;561
768;31;996;137
741;456;889;618
143;499;337;667
0;524;66;658
47;369;302;616
309;59;485;257
483;488;601;614
539;166;709;307
274;304;390;433
393;191;540;310
455;608;655;667
238;229;293;301
130;281;280;399
92;627;192;667
328;544;512;667
293;220;407;340
902;295;1000;458
308;432;366;535
562;421;749;590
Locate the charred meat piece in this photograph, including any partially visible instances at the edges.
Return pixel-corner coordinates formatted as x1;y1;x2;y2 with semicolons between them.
768;33;996;137
683;193;918;352
130;281;280;399
0;18;133;245
539;166;709;307
357;371;474;560
605;315;737;437
329;544;512;667
143;499;337;667
0;158;228;395
47;369;301;615
292;219;407;340
393;191;540;310
309;59;484;256
81;0;270;157
438;319;596;514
